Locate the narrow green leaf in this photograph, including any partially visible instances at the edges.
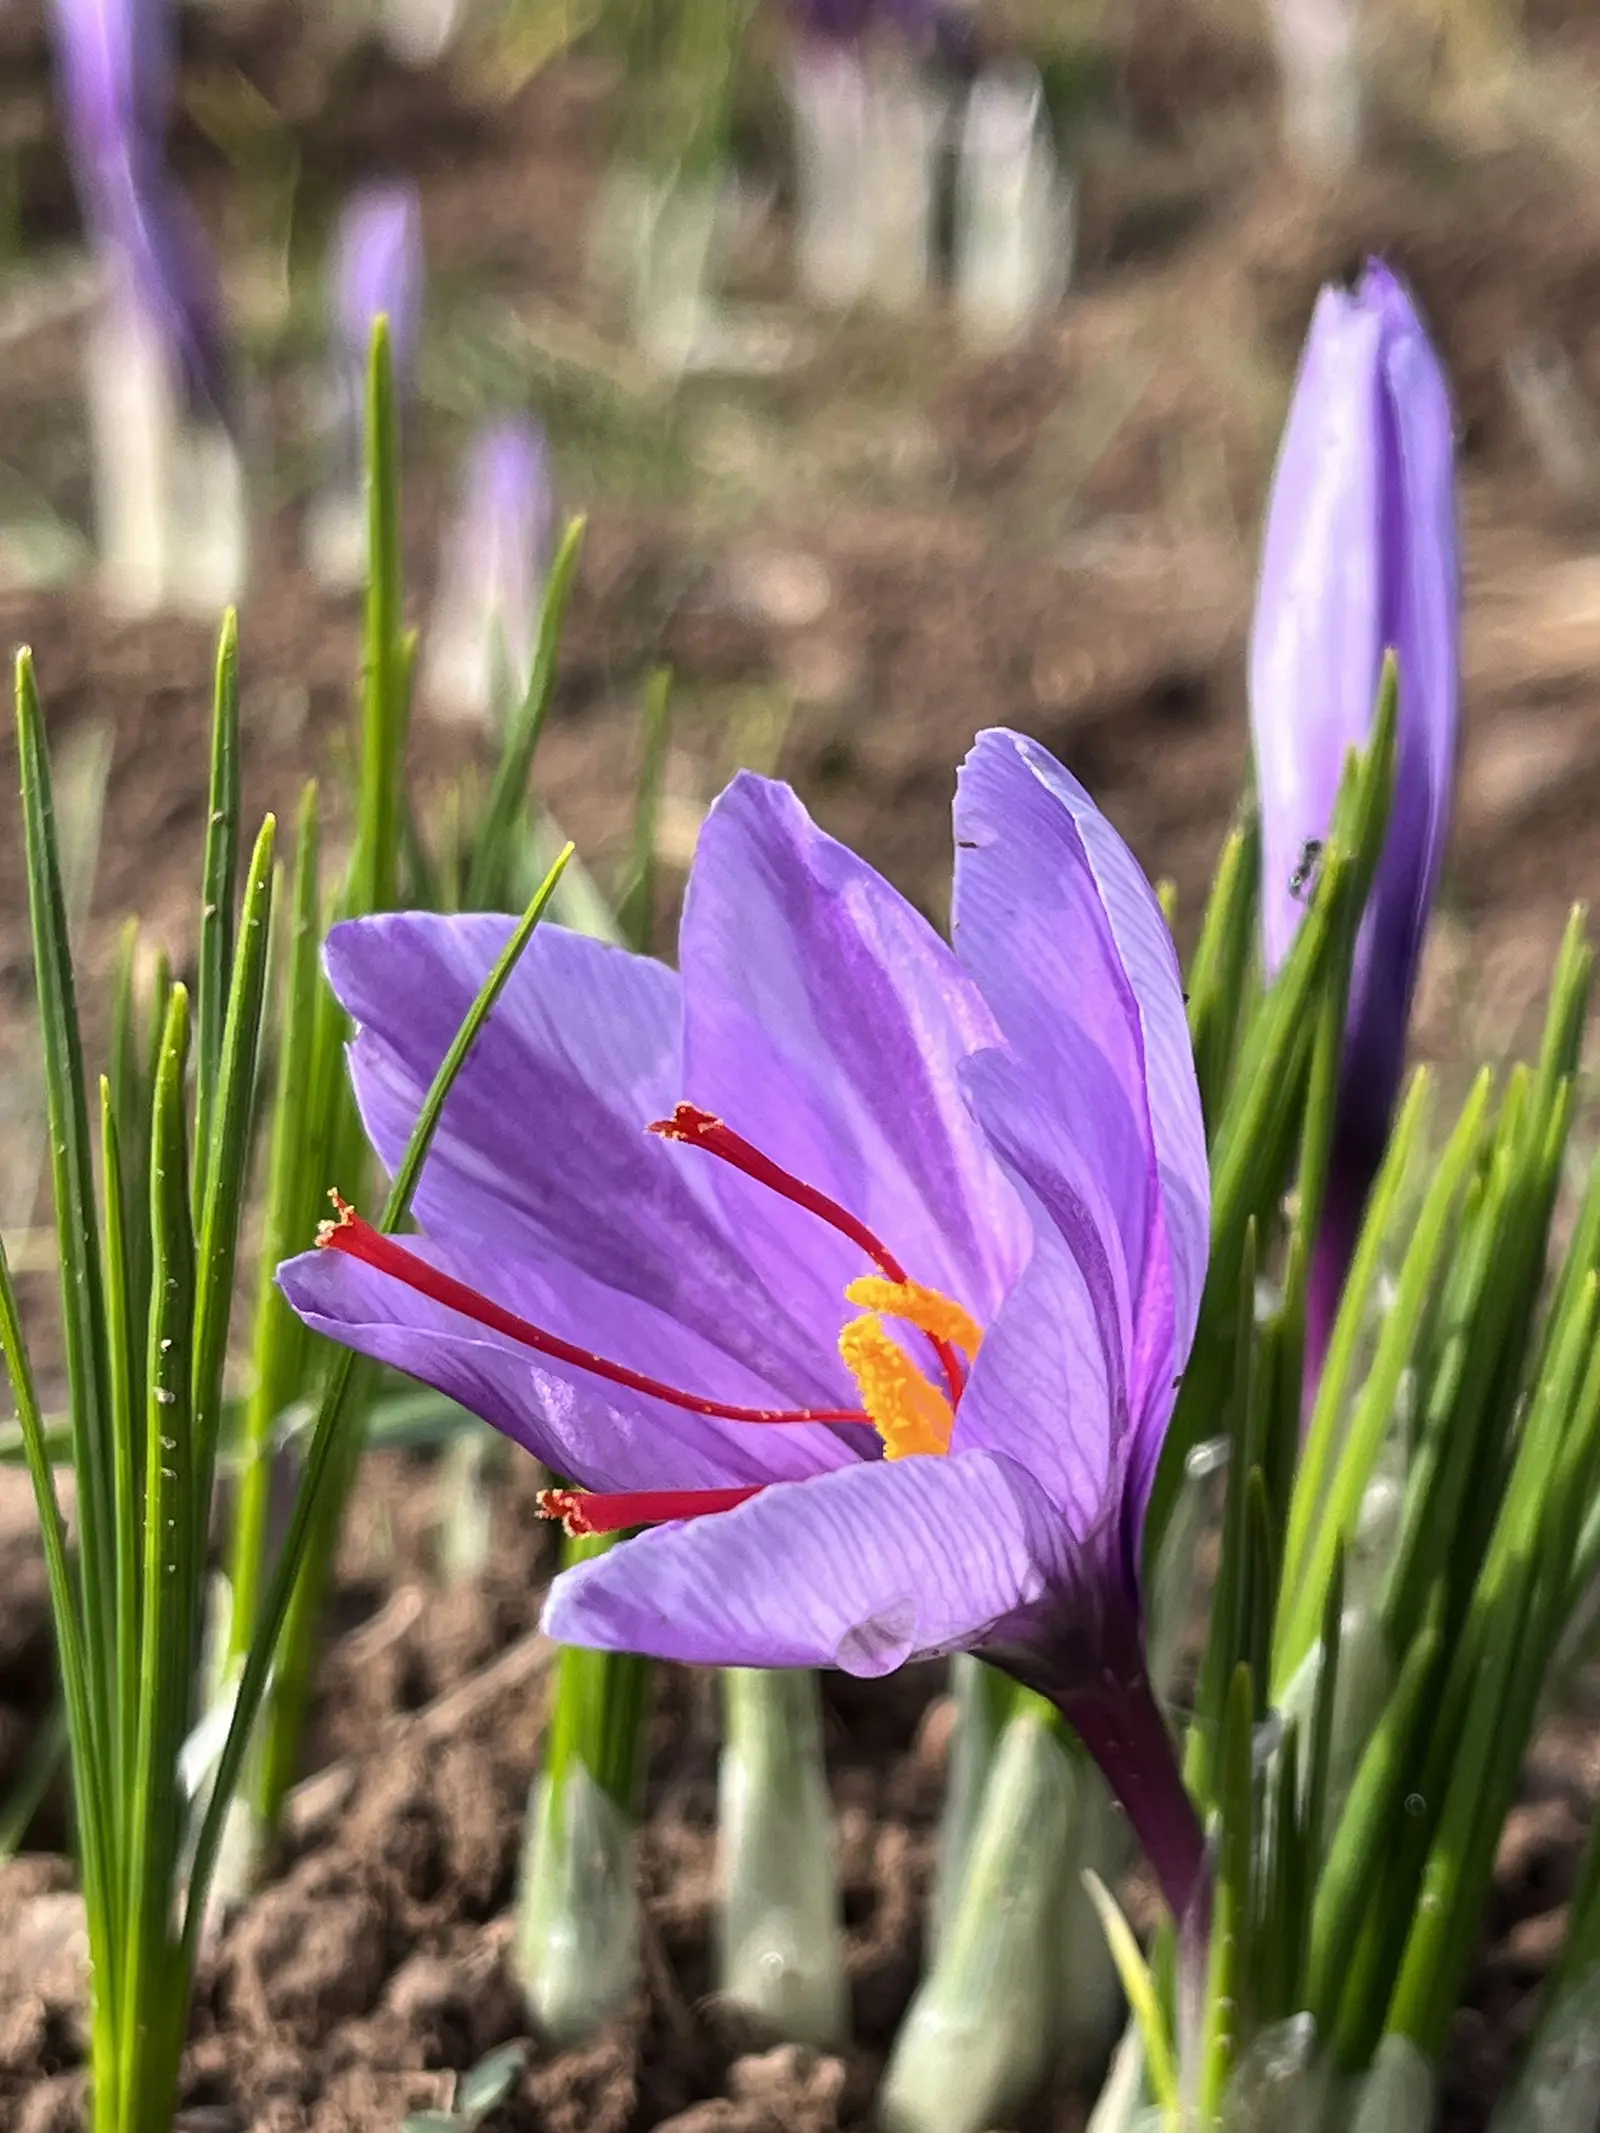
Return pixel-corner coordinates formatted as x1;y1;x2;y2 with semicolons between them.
1275;1069;1488;1690
229;787;322;1657
351;317;407;918
14;648;116;1779
1307;1604;1442;2022
191;816;276;1561
1083;1870;1180;2120
1199;1663;1255;2118
195;609;241;1201
466;515;586;911
120;984;197;2127
616;665;672;953
0;1221;111;1986
1185;813;1260;1136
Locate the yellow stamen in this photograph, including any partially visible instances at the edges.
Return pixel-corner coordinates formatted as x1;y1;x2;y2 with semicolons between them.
843;1276;984;1362
839;1315;956;1459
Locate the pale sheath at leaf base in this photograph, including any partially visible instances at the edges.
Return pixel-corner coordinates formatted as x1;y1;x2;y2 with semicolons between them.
279;728;1211;1927
1249;257;1459;1391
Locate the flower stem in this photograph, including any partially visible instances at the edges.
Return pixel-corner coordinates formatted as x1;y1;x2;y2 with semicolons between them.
1063;1670;1207;1934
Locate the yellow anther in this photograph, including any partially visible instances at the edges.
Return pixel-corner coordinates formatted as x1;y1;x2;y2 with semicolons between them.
839;1315;956;1460
842;1277;983;1361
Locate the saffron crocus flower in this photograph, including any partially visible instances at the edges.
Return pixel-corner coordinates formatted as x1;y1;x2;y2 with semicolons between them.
278;731;1211;1921
1250;258;1458;1382
423;417;555;725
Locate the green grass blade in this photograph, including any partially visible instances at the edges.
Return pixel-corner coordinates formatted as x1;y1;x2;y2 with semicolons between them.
1185;815;1261;1137
121;984;198;2126
1275;1069;1487;1690
190;818;277;1559
350;318;408;918
229;787;323;1657
195;610;241;1202
14;648;117;1782
0;1217;112;2015
99;1082;140;1914
466;516;586;911
616;665;672;953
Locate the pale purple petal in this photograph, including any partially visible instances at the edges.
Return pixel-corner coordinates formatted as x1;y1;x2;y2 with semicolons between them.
543;1449;1068;1673
949;1088;1119;1525
278;1237;862;1493
678;772;1029;1336
1250;280;1385;974
1348;259;1458;1147
959;729;1207;1359
325;912;855;1407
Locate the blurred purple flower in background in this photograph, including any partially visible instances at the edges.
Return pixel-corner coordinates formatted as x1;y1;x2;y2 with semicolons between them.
788;0;977;67
330;181;424;446
279;731;1211;1922
424;415;556;722
48;0;228;416
1250;258;1459;1384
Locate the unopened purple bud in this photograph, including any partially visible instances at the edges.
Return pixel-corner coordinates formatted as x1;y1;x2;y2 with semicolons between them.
331;181;425;393
1249;258;1459;1379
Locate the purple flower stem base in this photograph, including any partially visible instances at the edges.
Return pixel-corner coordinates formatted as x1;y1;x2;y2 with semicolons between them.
1059;1669;1208;1937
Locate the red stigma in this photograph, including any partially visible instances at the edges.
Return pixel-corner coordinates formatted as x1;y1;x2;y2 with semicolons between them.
539;1484;762;1536
649;1104;968;1403
316;1193;875;1428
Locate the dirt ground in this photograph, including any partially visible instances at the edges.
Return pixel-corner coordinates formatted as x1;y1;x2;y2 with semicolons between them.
4;0;1600;2124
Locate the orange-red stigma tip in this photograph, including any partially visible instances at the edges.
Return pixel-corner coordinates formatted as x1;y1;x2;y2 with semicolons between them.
647;1102;722;1143
537;1488;591;1536
315;1190;358;1248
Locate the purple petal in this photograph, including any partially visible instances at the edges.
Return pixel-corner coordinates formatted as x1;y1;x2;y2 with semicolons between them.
543;1448;1067;1672
278;1235;861;1493
1349;260;1458;1146
949;1102;1120;1528
1250;278;1386;975
677;772;1029;1337
49;0;172;177
951;730;1206;1501
324;913;855;1407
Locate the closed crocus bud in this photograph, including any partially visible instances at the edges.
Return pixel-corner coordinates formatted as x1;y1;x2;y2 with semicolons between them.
1249;259;1459;1388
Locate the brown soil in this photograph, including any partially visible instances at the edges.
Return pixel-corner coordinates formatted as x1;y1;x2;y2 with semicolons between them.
4;0;1600;2124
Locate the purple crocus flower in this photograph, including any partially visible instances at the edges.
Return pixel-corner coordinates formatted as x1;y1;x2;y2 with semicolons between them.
278;731;1211;1920
48;0;229;416
1250;259;1458;1383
